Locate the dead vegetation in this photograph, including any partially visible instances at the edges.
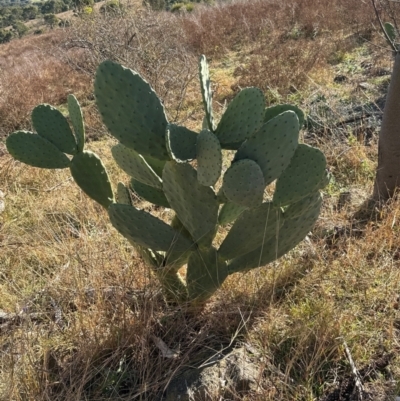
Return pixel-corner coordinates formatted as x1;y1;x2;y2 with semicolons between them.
1;0;400;400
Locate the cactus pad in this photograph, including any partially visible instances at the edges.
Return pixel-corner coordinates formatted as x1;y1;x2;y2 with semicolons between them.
221;141;244;150
163;161;218;247
196;129;222;186
218;202;283;261
228;195;322;273
264;104;305;128
216;87;265;145
283;192;321;220
273;144;327;206
70;151;114;209
218;202;247;225
108;203;194;254
222;159;265;208
187;247;228;302
116;182;132;205
131;179;170;208
199;55;215;131
166;124;197;162
142;154;165;178
235;111;299;186
95;60;169;160
6;131;71;169
32;104;77;155
112;144;162;189
67;95;85;153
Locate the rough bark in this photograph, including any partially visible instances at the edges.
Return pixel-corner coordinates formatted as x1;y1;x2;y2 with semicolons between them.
373;52;400;201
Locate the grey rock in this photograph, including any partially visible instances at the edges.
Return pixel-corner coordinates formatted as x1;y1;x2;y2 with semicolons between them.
163;347;262;401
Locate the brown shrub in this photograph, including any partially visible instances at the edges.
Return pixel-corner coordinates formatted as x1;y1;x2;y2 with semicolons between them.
59;10;198;122
0;32;90;137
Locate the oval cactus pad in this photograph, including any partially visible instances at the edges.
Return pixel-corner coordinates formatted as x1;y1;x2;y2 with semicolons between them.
95;60;169;160
228;195;322;274
6;131;71;169
163;161;218;247
32;104;77;155
68;94;85;153
70;151;114;209
108;203;193;254
264;104;305;128
116;182;132;205
112;144;162;189
235;110;299;186
218;202;247;225
273;144;327;206
219;202;283;261
130;179;170;208
196;129;222;187
166;124;197;162
222;159;265;208
216;87;265;145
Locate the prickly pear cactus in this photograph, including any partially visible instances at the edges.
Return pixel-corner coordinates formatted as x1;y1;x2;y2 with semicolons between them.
6;56;328;304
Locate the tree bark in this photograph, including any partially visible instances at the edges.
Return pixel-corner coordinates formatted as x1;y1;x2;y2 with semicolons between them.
373;53;400;201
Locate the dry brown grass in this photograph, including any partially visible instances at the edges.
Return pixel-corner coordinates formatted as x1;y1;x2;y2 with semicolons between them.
1;0;400;400
0;32;90;137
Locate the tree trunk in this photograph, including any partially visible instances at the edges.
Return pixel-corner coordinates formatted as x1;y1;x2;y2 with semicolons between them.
373;52;400;201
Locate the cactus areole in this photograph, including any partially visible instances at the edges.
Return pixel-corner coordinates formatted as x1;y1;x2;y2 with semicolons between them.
6;57;328;304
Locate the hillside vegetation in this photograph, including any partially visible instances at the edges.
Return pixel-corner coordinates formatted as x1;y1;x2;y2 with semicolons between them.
1;0;400;400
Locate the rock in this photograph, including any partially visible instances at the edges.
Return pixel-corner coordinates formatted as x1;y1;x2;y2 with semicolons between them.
334;75;348;83
163;347;262;401
357;82;372;90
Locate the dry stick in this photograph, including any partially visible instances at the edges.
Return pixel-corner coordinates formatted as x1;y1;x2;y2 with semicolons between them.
343;339;364;401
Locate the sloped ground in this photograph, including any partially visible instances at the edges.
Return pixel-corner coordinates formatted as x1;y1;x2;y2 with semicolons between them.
1;1;400;400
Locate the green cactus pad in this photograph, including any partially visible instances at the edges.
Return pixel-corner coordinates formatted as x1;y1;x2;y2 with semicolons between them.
199;55;215;131
116;182;132;205
162;161;218;247
218;202;247;225
228;195;322;274
187;247;228;302
221;141;244;150
384;22;396;44
142;154;165;178
170;215;193;241
70;151;114;209
130;179;170;208
32;104;77;155
112;144;162;189
273;144;327;207
222;159;265;208
264;104;305;128
283;192;321;220
216;187;229;204
166;124;197;162
94;60;169;160
196;129;222;186
67;94;85;153
235;111;299;186
108;203;194;254
216;88;265;145
219;202;283;261
6;131;71;169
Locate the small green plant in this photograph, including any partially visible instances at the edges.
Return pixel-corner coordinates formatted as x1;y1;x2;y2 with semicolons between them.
6;56;328;304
